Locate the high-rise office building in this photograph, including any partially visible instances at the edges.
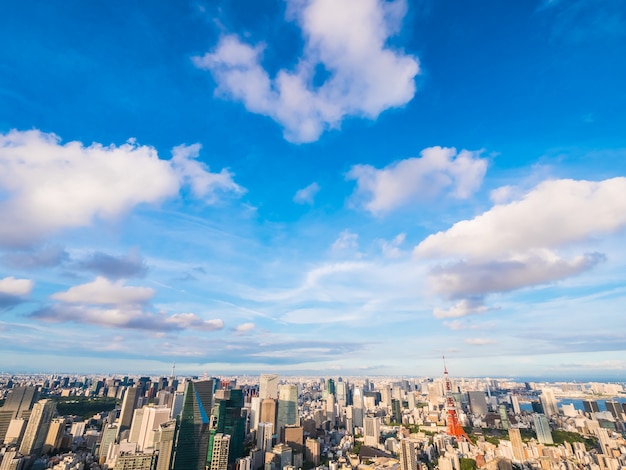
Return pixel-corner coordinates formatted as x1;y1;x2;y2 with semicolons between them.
336;381;347;407
172;379;214;470
605;401;623;420
352;388;364;427
326;379;335;397
257;422;273;452
210;434;231;470
399;439;418;470
260;398;277;431
19;399;56;456
0;450;23;470
0;386;38;443
259;375;279;400
113;453;156;470
468;391;488;416
119;387;141;433
533;414;553;445
282;425;303;454
3;418;26;446
277;384;298;436
305;438;320;465
510;396;521;415
43;418;65;454
391;399;402;424
132;406;171;452
208;389;245;467
508;428;524;461
540;389;558;417
498;405;510;430
154;420;177;470
99;424;119;465
364;416;380;447
582;400;599;414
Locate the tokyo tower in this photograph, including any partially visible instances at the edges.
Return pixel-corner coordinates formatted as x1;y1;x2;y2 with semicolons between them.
443;356;472;442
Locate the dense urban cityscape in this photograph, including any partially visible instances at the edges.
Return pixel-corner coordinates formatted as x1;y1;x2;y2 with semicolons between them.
0;369;624;470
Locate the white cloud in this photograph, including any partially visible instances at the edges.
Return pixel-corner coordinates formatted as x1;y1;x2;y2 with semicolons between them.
431;251;605;300
31;305;224;332
416;178;626;259
418;177;626;319
434;299;489;319
293;182;320;204
465;337;496;346
0;130;243;247
52;277;154;305
331;230;360;254
171;144;244;201
193;0;419;143
380;233;406;258
347;147;487;214
234;322;256;333
0;277;34;297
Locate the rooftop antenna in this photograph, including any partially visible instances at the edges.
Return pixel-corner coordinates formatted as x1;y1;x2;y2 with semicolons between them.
171;362;176;378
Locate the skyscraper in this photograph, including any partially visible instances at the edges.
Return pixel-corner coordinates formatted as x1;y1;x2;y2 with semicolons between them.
539;389;558;417
277;384;298;436
259;374;279;400
399;439;417;470
118;387;141;433
582;400;599;414
533;414;553;445
210;434;231;470
208;389;245;467
260;398;277;431
172;379;214;470
467;391;488;416
155;420;177;470
19;399;56;456
257;422;273;452
508;428;524;461
364;416;380;447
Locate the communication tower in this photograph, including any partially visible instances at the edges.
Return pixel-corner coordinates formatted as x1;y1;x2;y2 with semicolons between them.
443;356;472;442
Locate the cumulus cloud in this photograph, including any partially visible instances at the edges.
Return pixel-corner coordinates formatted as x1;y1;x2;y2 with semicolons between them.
417;178;626;319
31;277;223;332
193;0;419;143
293;182;320;204
76;250;148;279
416;178;626;259
234;322;255;334
431;251;605;299
0;276;34;310
347;147;487;214
52;276;154;305
0;130;243;247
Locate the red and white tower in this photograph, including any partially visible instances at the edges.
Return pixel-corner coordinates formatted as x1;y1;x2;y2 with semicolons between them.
443;356;471;442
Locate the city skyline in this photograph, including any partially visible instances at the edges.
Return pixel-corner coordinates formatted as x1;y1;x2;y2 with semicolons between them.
1;0;626;378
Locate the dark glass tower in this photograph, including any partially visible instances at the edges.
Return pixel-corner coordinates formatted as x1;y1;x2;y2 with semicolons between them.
172;379;214;470
207;389;245;467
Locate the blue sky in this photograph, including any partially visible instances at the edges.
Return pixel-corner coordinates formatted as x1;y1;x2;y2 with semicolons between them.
1;0;625;378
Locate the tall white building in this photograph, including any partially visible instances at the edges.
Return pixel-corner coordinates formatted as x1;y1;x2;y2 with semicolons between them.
210;433;231;470
257;422;273;452
260;374;279;400
364;416;380;447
